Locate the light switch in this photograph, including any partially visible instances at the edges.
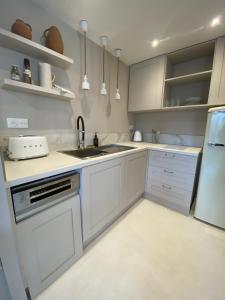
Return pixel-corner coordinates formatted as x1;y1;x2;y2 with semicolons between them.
7;118;29;129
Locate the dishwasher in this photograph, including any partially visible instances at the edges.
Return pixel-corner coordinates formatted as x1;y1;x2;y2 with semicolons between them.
11;171;83;299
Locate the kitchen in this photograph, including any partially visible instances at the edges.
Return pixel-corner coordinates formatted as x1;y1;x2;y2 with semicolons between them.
0;0;225;299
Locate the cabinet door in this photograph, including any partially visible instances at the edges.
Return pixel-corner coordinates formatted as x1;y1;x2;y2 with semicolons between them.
122;151;147;211
81;158;123;243
16;196;83;299
208;36;225;105
128;55;166;112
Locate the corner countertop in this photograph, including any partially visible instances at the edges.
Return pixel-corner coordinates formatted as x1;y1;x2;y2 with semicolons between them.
4;142;202;187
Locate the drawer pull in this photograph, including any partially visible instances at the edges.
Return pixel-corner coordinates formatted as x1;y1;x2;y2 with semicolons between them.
162;184;172;190
165;153;176;158
164;169;174;174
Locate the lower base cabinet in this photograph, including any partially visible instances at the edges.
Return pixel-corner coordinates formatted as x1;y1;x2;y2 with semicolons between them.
145;150;199;215
16;195;83;299
122;152;147;211
81;151;147;244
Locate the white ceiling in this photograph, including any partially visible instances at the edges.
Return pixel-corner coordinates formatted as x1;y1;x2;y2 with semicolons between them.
32;0;225;65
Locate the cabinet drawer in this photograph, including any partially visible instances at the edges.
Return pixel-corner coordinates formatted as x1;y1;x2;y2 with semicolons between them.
149;150;197;174
147;165;195;191
148;181;192;212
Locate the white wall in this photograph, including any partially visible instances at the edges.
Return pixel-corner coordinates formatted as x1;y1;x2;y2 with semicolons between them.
0;0;132;149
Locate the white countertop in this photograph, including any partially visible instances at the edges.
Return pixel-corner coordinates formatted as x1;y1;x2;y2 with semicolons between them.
4;142;201;187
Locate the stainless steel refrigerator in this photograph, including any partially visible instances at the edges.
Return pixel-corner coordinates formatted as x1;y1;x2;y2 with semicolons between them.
195;106;225;229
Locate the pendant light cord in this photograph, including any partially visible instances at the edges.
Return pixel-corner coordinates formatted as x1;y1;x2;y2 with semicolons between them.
116;57;120;89
103;46;105;82
84;31;87;75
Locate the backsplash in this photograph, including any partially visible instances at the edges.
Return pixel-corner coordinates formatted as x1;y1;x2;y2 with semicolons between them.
143;132;204;147
0;131;131;152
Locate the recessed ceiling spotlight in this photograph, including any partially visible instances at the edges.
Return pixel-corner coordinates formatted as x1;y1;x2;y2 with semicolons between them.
210;16;221;27
152;39;159;47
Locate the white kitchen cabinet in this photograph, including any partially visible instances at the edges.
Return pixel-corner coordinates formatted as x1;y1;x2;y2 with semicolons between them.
16;196;83;299
122;151;147;211
128;55;166;112
81;151;148;244
145;150;199;215
81;158;124;244
208;36;225;105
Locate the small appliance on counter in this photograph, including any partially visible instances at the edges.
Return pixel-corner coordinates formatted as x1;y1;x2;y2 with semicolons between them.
133;130;143;142
8;136;49;160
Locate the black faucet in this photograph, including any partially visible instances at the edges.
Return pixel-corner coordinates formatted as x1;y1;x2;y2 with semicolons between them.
77;116;85;149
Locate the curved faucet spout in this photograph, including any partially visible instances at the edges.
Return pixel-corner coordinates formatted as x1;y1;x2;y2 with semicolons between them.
77;116;85;149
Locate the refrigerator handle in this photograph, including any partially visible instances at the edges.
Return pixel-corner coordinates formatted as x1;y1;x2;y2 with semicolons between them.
208;143;225;147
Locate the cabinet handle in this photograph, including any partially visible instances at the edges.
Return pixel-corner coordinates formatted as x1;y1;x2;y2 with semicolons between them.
164;169;174;174
162;184;172;190
165;153;176;158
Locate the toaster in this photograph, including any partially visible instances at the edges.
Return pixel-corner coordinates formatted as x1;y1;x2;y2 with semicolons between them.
8;136;49;160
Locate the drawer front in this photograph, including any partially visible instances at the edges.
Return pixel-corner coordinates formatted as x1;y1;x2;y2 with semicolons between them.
147;165;195;192
149;150;197;174
148;180;192;211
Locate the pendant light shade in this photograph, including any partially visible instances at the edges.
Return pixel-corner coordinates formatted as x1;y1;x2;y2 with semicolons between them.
80;20;90;90
100;35;108;95
114;48;122;100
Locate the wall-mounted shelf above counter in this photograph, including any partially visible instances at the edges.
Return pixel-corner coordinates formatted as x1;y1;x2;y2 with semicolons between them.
1;79;75;100
165;70;212;86
0;28;74;69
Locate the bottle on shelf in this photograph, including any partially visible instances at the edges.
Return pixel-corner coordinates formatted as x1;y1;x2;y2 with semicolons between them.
23;58;32;84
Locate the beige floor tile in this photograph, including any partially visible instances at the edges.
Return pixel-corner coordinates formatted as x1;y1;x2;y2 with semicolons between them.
36;199;225;300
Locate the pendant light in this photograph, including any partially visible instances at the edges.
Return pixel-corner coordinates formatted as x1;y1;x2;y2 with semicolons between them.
80;20;90;90
114;48;122;100
100;35;108;95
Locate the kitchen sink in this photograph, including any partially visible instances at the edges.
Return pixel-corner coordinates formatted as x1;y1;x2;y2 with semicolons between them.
59;144;135;159
98;144;135;153
60;148;108;159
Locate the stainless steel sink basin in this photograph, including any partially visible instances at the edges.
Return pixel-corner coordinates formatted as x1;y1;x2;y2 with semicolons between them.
60;148;108;159
99;144;135;153
59;144;136;160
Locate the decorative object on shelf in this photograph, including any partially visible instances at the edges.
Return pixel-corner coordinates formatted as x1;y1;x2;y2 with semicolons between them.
80;20;90;90
23;58;32;84
99;35;108;95
0;28;73;69
114;48;122;100
43;26;64;54
53;83;74;96
11;65;21;81
11;19;32;40
38;62;55;88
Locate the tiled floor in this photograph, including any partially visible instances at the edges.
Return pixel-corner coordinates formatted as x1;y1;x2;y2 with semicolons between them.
37;199;225;300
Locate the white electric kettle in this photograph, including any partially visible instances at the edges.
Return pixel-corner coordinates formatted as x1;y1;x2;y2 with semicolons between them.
133;130;143;142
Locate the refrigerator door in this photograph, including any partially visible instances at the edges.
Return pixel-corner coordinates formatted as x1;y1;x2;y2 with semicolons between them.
195;108;225;229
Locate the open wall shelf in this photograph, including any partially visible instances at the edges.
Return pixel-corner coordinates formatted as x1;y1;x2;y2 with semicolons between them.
1;79;75;100
0;28;74;69
165;70;212;86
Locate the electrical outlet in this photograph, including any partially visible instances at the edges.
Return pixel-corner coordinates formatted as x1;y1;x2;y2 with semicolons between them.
7;118;29;129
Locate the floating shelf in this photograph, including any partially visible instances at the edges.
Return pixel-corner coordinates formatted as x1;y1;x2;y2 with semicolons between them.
0;28;74;69
1;79;75;100
165;70;212;86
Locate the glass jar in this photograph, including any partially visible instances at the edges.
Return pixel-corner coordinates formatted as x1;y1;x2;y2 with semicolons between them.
11;65;21;81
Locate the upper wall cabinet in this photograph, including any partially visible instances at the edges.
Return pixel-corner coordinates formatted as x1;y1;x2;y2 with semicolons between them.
208;36;225;105
128;55;166;112
163;41;215;108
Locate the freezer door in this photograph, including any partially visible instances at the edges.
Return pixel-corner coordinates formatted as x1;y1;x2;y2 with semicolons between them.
208;111;225;146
